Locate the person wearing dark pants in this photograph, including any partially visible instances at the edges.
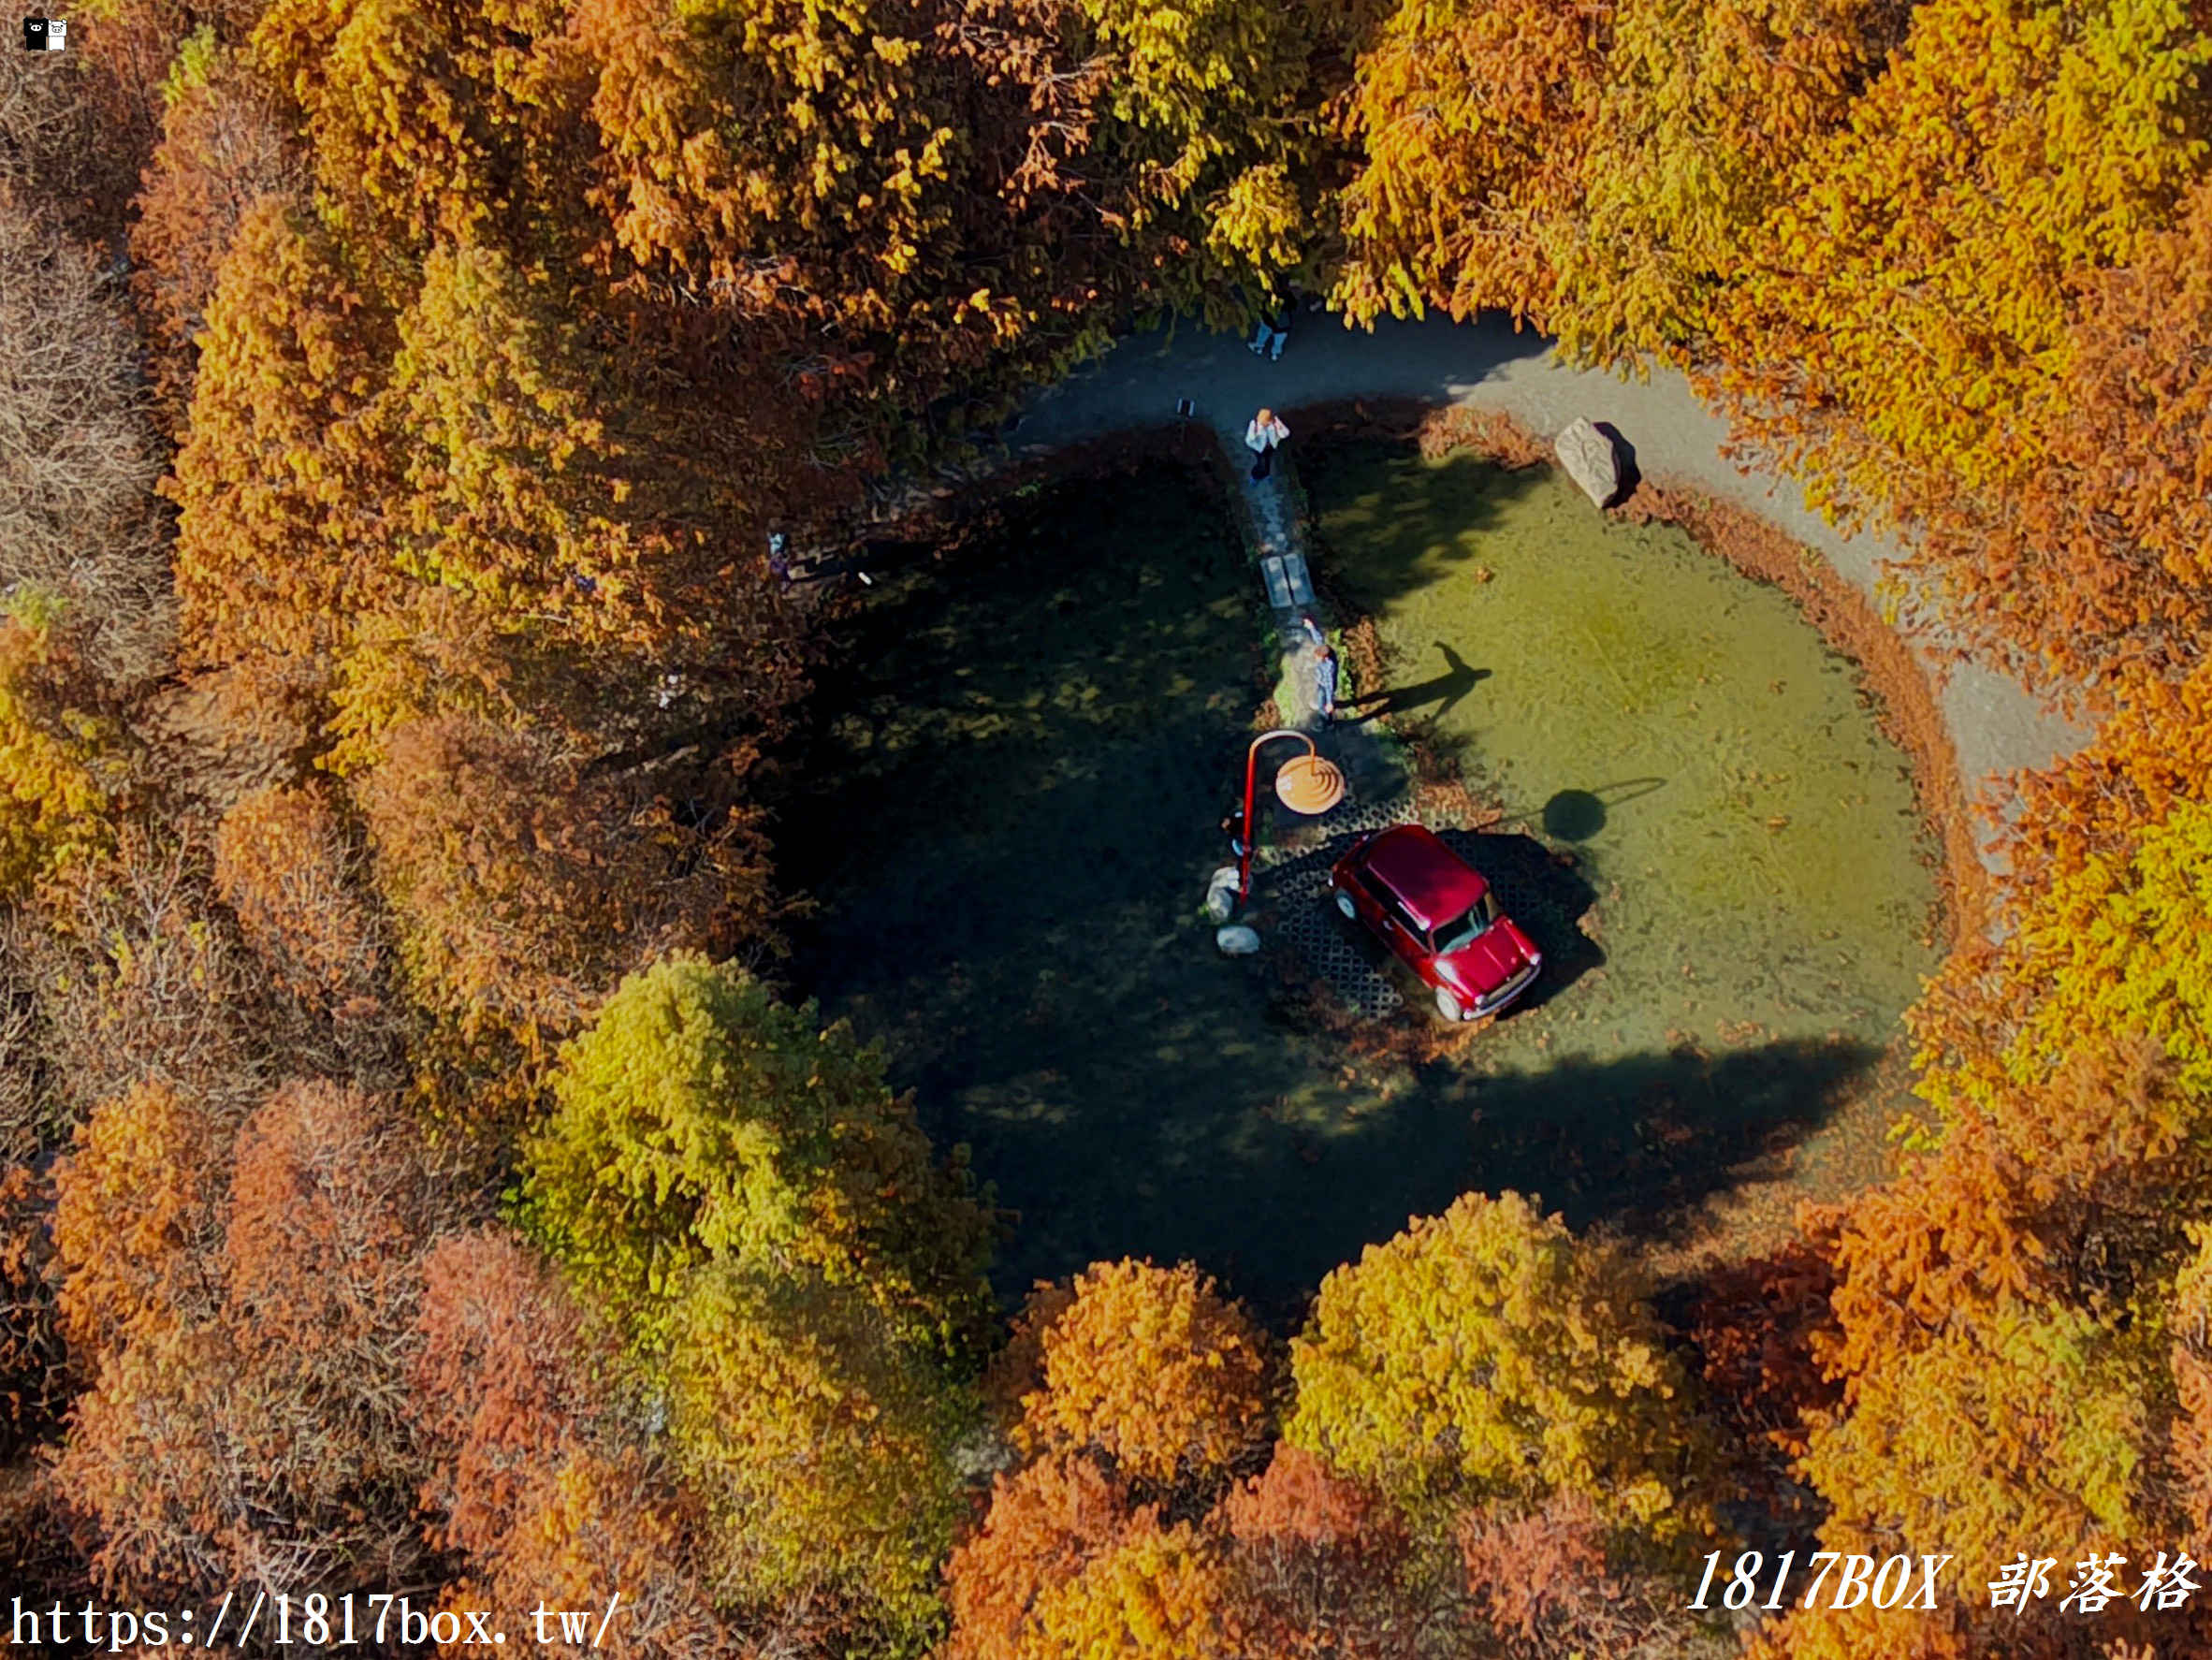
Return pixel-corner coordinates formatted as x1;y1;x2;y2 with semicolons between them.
1245;408;1288;481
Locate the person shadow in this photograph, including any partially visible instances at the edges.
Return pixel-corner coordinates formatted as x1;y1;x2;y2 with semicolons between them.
1342;642;1491;722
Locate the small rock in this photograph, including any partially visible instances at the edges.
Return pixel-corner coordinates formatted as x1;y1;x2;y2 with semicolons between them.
1203;865;1241;923
1216;925;1261;955
1554;416;1622;508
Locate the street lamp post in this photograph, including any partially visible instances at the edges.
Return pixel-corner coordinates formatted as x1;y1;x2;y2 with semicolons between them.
1238;727;1346;899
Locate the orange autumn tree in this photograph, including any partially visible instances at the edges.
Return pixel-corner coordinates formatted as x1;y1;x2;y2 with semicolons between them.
1331;0;1608;330
213;781;386;1013
576;0;1320;448
354;715;773;1115
52;1080;444;1597
952;1324;1450;1658
1791;653;2212;1638
51;1079;226;1364
946;1453;1142;1660
1012;1259;1273;1492
362;238;787;686
412;1228;612;1561
1706;0;2212;524
411;1229;743;1656
1907;175;2212;702
1214;1446;1424;1659
165;195;397;672
128;27;302;418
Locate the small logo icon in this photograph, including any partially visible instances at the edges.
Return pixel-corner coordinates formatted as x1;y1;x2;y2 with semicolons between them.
22;16;64;47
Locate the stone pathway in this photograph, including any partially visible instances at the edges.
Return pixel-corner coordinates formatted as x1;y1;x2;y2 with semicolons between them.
1227;411;1419;1010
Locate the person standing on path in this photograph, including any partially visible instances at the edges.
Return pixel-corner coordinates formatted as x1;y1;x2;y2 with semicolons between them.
1303;615;1339;723
1249;293;1295;359
1246;407;1288;480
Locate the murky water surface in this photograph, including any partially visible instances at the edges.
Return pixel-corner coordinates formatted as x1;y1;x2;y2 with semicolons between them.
783;450;1940;1315
1305;438;1941;1069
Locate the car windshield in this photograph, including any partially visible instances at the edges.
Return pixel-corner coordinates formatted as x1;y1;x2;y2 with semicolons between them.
1431;890;1500;955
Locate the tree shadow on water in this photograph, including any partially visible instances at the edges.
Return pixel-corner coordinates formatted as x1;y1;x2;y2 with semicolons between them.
1298;439;1552;614
1419;1036;1884;1242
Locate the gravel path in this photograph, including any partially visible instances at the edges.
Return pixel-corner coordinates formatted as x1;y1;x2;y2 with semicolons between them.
1013;314;2087;863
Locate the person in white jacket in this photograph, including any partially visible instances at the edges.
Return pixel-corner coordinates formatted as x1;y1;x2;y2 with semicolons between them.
1245;408;1288;480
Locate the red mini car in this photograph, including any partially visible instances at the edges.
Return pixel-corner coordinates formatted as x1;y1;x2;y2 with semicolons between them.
1330;823;1542;1022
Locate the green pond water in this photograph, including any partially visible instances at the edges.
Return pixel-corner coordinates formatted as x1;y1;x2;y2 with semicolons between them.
1303;438;1942;1076
781;451;1940;1319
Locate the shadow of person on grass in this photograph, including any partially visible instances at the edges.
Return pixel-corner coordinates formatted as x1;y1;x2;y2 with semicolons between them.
1343;641;1492;723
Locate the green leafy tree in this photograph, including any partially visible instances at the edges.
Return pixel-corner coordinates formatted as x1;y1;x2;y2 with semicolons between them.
665;1262;972;1636
519;954;995;1356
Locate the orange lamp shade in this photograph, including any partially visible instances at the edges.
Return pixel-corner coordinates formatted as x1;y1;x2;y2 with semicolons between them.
1274;753;1346;815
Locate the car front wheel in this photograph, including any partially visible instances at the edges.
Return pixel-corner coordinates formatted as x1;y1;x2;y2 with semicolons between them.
1334;890;1356;919
1434;985;1464;1022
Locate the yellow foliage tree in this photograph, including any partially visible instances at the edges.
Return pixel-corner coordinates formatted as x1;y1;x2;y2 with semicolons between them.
1801;1304;2159;1583
1550;0;1905;360
1028;1515;1244;1660
1706;0;2212;518
0;610;127;900
251;0;581;252
664;1263;971;1634
519;954;993;1355
1284;1191;1699;1537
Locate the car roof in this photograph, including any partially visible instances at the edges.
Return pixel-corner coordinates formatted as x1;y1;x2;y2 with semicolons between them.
1363;823;1490;932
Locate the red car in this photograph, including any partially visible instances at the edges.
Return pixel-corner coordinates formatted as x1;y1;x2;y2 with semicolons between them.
1330;823;1542;1022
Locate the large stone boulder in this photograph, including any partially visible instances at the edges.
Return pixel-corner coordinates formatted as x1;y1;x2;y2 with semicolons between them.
1554;416;1622;508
